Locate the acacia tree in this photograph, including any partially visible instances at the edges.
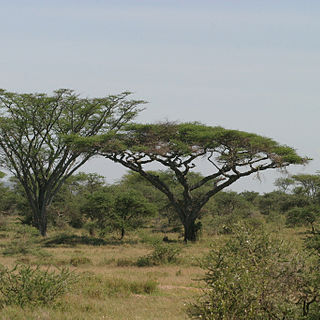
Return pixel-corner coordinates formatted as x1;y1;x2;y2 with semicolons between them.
292;173;320;200
0;89;143;236
96;122;307;242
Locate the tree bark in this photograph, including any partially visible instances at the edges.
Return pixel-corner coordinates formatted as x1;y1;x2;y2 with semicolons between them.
38;208;47;237
32;202;48;236
120;227;125;240
182;214;200;243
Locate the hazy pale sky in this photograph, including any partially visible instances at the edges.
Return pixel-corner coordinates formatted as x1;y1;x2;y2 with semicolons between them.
1;0;319;192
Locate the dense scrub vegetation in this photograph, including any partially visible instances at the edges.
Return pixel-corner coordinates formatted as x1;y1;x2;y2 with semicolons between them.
3;171;320;239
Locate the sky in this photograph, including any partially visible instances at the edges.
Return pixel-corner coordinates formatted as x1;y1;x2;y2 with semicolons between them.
0;0;319;192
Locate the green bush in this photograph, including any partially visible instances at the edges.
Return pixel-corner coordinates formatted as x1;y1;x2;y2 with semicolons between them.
137;241;181;267
187;223;320;320
0;264;76;308
136;256;153;267
286;206;317;232
129;279;158;294
150;242;181;264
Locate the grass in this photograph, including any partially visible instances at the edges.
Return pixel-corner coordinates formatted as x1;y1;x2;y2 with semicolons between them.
0;215;307;320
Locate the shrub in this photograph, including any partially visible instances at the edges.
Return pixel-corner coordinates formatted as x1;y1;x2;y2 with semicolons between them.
69;256;92;267
286;206;317;232
136;241;181;267
149;242;181;264
129;279;157;294
187;223;320;320
136;256;153;267
0;264;76;308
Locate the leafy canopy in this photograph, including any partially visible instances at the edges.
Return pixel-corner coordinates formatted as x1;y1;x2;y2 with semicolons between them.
0;89;144;235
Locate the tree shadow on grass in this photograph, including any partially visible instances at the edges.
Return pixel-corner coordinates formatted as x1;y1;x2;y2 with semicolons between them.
42;233;138;248
42;234;107;247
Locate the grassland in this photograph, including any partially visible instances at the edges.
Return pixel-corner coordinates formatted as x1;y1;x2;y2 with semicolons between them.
0;215;306;320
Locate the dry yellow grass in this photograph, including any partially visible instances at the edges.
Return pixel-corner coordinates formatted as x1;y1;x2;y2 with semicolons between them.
0;217;208;319
0;216;306;320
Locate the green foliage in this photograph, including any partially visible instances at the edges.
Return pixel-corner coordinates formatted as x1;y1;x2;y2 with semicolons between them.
118;171;167;210
81;186;156;238
121;122;307;166
137;241;182;267
80;187;114;225
204;212;264;235
274;176;295;193
0;183;19;214
101;122;307;242
239;190;259;204
211;191;252;217
286;206;318;231
256;191;303;215
111;188;157;238
47;172;108;229
187;223;320;320
0;89;143;236
292;174;320;200
118;171;181;229
0;264;76;308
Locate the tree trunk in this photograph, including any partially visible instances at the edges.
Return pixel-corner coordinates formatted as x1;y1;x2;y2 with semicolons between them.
33;204;48;236
183;216;200;243
120;227;125;240
38;210;47;237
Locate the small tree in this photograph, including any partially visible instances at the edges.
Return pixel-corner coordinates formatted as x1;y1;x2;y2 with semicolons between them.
81;187;156;239
211;191;251;216
0;89;143;235
112;188;156;239
274;176;295;193
286;206;318;233
292;174;320;200
47;172;106;228
95;122;307;242
80;187;114;227
187;223;320;319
